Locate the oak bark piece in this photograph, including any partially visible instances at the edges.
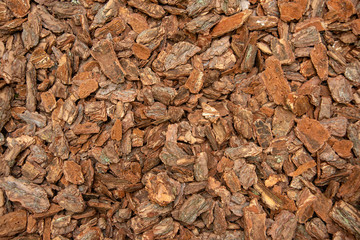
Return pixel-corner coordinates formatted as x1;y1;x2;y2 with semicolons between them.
54;185;86;213
0;210;27;237
63;161;84;185
0;176;50;213
91;39;126;83
260;56;291;106
295;117;330;153
327;75;353;104
310;43;328;81
164;42;201;71
211;9;252;38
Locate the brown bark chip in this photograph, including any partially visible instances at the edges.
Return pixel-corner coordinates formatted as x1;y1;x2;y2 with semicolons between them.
0;0;359;238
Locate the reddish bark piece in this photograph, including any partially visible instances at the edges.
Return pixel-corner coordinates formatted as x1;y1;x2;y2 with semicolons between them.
185;68;204;94
127;13;149;34
91;39;126;83
268;210;297;240
337;166;360;205
270;38;295;65
295;117;330;153
300;59;316;78
41;91;56;112
272;106;295;137
128;0;165;19
295;17;326;32
0;210;27;237
76;227;104;240
63;161;84;185
22;12;40;50
56;54;72;85
243;199;267;240
5;0;30;18
352;19;360;35
278;0;308;22
332;140;353;158
194;152;208;181
260;56;291;106
73;122;100;135
78;79;98;99
292;26;321;48
211;9;252;38
111;119;122;141
176;194;209;225
310;43;328;81
0;176;50;213
326;0;355;22
223;170;241;193
288;160;317;177
213;203;227;235
54;185;86;213
327;76;353;104
145;172;180;206
30;48;54;69
164;42;201;71
132;43;152;60
94;17;125;38
247;16;278;30
330;201;360;238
